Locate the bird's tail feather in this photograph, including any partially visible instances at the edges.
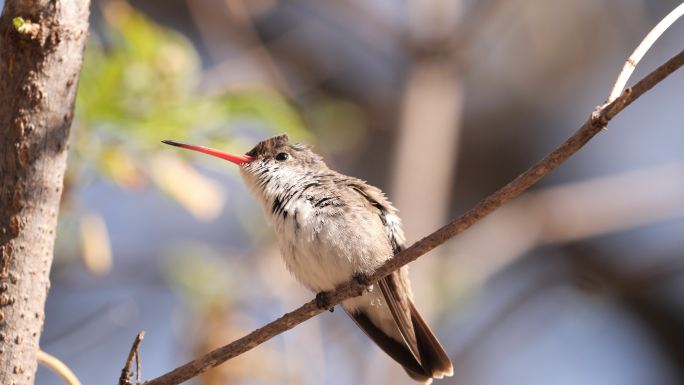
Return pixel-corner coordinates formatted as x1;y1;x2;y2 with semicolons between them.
346;303;453;383
410;301;454;379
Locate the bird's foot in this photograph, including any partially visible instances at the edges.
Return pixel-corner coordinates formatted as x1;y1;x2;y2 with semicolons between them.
315;291;334;312
353;272;373;293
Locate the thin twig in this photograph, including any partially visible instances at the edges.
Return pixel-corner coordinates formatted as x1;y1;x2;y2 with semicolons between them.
607;2;684;102
37;350;83;385
120;331;145;385
141;48;684;385
136;348;142;385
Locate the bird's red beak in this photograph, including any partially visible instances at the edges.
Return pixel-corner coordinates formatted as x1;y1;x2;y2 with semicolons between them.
162;140;254;165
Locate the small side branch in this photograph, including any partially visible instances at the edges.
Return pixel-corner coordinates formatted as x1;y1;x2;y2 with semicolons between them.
607;2;684;102
119;331;145;385
37;350;82;385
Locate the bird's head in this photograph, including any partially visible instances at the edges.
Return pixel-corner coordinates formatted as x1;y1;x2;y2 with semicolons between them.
162;134;326;195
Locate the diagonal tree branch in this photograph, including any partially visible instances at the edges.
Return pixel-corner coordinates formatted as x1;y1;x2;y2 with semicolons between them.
139;47;684;385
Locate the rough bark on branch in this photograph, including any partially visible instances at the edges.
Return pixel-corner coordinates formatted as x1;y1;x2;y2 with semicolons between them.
0;1;90;384
140;48;684;385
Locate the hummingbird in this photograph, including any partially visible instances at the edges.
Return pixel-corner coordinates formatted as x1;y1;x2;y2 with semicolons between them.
163;134;453;383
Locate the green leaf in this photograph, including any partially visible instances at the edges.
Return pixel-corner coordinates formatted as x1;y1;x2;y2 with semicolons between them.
12;17;24;29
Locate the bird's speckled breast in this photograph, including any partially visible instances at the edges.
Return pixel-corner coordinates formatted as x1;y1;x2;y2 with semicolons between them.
271;193;392;292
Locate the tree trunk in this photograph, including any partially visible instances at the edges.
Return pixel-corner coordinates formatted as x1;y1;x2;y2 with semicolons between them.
0;1;89;384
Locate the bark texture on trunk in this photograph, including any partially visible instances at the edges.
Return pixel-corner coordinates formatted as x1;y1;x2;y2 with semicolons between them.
0;1;89;384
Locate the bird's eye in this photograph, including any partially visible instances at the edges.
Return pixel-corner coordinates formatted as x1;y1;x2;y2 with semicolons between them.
275;152;289;161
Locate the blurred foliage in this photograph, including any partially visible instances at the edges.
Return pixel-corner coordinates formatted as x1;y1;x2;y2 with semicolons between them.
308;99;367;155
162;244;242;310
79;212;113;276
72;0;308;204
59;0;310;272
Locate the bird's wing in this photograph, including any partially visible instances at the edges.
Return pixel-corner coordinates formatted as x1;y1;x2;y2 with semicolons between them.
347;309;431;382
346;181;422;359
346;181;405;253
346;180;453;380
378;271;420;356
